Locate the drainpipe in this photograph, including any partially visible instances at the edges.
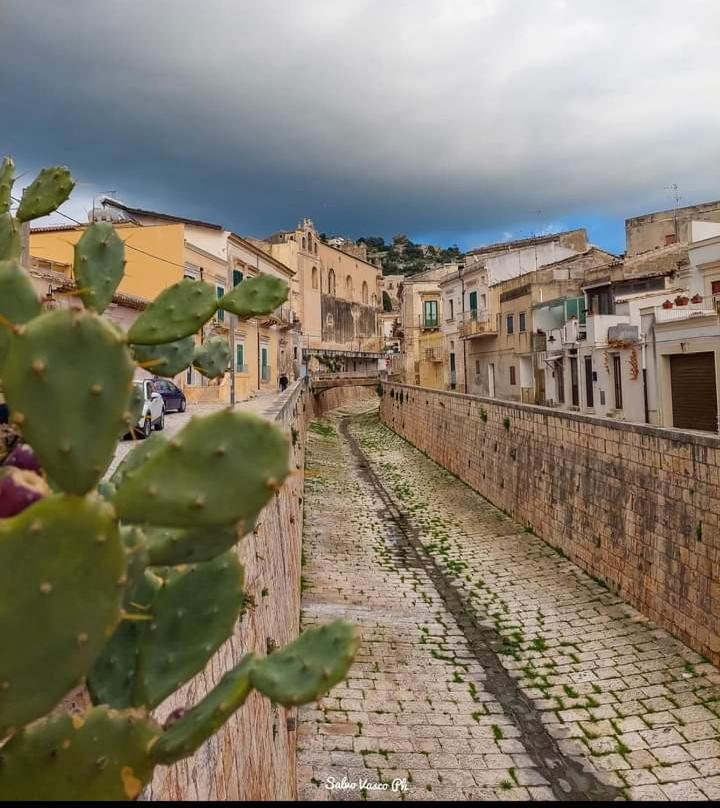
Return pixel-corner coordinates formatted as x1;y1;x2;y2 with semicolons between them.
641;336;649;424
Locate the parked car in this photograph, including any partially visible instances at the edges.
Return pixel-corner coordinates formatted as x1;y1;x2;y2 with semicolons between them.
129;379;165;439
151;378;187;413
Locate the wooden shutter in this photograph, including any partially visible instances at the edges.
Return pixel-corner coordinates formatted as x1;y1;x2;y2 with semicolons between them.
670;352;718;432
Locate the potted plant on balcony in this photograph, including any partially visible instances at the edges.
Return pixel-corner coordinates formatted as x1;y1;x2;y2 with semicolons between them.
662;300;674;309
675;294;690;306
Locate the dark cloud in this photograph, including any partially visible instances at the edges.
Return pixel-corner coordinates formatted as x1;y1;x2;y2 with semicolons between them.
1;0;719;248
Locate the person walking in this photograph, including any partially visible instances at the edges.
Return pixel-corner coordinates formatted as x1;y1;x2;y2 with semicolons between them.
279;373;289;392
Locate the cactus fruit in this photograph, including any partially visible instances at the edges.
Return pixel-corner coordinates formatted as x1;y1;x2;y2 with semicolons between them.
131;336;195;378
88;571;162;710
0;259;41;363
250;620;360;707
218;274;288;319
113;410;290;528
0;706;163;800
191;336;230;380
150;654;256;764
73;222;125;314
0;156;13;215
0;212;21;261
143;517;254;566
1;309;135;494
0;495;124;737
15;166;75;223
0;466;50;517
3;441;42;473
126;279;217;345
137;552;245;708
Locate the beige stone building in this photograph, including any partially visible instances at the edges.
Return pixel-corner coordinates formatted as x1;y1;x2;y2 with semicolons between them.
625;198;720;257
262;218;383;373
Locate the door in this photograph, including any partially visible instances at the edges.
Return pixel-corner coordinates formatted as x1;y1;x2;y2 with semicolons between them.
261;346;269;382
570;357;579;406
670;352;718;432
584;355;594;408
612;354;623;410
449;353;456;389
488;363;495;397
469;291;478;318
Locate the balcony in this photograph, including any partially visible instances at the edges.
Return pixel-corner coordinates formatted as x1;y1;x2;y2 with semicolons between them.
531;332;547;352
459;309;495;339
421;316;440;330
424;347;445;362
654;304;718;324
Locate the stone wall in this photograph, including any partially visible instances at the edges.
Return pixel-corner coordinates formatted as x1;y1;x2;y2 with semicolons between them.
379;383;720;667
146;381;310;801
314;384;378;414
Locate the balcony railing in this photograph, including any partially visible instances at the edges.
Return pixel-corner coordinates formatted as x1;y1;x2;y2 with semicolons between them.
655;305;718;324
459;309;495;338
424;347;445;362
422;316;440;330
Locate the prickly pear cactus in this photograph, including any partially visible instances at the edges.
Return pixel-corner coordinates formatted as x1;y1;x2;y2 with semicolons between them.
191;335;231;379
0;157;357;800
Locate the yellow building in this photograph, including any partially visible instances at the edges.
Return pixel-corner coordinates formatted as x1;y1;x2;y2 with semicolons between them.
262;219;383;373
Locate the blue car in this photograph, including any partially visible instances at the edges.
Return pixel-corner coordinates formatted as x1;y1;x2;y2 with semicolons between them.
151;378;187;413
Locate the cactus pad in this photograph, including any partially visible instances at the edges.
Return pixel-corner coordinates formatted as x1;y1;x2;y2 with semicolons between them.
218;274;288;319
15;166;75;223
0;259;41;363
113;410;290;528
137;551;245;708
192;336;230;379
0;156;13;215
150;654;256;764
88;571;161;710
0;495;124;737
250;621;359;706
0;212;20;261
0;706;162;800
132;336;195;378
126;279;217;345
73;222;125;314
110;432;167;489
2;309;135;494
143;516;254;566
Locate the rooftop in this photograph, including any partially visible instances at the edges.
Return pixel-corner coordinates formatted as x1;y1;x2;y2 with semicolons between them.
100;198;224;231
465;228;587;258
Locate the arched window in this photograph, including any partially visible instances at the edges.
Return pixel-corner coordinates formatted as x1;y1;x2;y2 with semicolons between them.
307;234;312;253
371;293;377;308
346;275;353;299
311;266;318;290
361;281;369;305
302;237;306;251
328;269;336;295
314;242;318;255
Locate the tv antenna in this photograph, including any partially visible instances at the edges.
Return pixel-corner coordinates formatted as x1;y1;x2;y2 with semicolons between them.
665;184;682;241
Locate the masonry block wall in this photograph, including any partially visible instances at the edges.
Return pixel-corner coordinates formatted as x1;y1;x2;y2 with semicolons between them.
147;382;310;801
380;383;720;667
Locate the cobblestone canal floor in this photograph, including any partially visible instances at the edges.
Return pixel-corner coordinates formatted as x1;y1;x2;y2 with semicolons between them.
297;401;720;801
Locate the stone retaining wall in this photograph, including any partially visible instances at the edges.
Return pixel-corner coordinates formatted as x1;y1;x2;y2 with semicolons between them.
379;383;720;667
314;383;378;414
147;381;310;801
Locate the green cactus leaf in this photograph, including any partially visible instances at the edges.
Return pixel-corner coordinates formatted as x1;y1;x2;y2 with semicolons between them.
0;212;20;261
0;259;41;365
218;274;288;319
150;653;256;764
15;166;75;223
144;516;255;566
73;222;125;314
126;279;217;345
192;336;230;380
0;156;14;215
2;309;135;494
110;432;167;490
250;621;360;707
0;495;124;738
132;336;195;378
136;551;245;708
113;410;290;528
0;706;162;800
88;571;162;710
218;275;288;319
121;525;149;608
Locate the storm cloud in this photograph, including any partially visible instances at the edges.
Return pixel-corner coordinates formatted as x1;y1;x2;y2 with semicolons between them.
1;0;719;250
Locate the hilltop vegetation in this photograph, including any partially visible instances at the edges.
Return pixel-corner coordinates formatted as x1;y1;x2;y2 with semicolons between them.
357;234;462;276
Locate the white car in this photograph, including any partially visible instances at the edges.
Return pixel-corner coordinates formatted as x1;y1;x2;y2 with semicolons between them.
131;379;165;439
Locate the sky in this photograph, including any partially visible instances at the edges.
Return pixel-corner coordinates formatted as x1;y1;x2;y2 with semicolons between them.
1;0;719;256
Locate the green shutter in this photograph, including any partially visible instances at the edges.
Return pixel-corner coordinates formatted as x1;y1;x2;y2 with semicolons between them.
236;344;244;370
216;286;224;321
233;269;243;286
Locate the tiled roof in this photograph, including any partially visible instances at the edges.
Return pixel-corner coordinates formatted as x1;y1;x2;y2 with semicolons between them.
100;198;224;231
466;228;586;257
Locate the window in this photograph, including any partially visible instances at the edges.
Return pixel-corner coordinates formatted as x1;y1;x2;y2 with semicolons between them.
481;293;487;309
186;364;193;385
556;361;565;404
302;237;306;251
236;344;245;371
362;281;369;304
613;354;623;409
293;346;298;360
586;286;614;316
328;269;336;295
469;291;478;313
584;355;594;408
216;286;225;321
261;346;270;382
232;269;243;286
570;357;579;406
506;314;514;335
423;300;438;328
346;275;353;298
449;298;454;320
311;266;318;290
510;366;517;385
475;359;480;374
519;312;526;332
